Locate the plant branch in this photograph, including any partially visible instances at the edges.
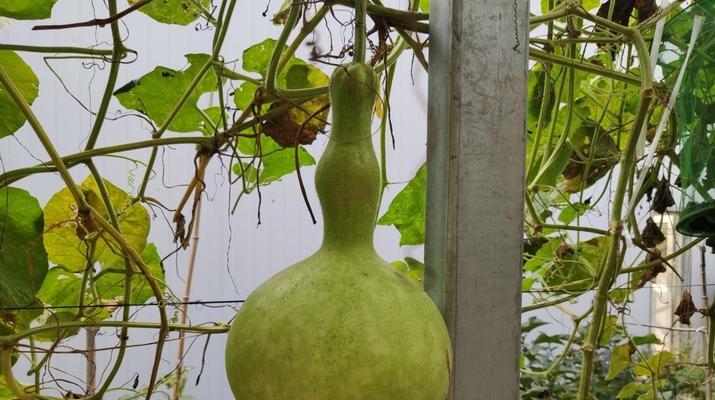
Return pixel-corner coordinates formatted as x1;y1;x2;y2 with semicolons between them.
32;0;154;30
0;44;118;56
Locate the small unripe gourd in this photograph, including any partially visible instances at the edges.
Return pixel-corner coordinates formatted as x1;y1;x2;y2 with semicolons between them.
225;62;452;400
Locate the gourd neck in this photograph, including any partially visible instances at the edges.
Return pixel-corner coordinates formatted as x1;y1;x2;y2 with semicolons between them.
315;62;380;252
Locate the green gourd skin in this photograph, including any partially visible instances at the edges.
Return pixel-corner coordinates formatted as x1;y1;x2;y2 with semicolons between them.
225;62;452;400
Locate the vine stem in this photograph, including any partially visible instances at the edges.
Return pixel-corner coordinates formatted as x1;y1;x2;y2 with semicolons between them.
0;44;117;55
89;214;168;400
576;92;654;400
0;348;32;399
377;62;395;208
265;0;301;96
0;322;227;345
172;198;203;400
353;0;368;63
84;0;124;150
0;64;88;210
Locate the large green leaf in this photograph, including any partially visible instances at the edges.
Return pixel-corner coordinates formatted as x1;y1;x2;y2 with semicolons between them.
95;243;166;306
233;135;315;189
43;176;150;271
0;187;48;309
0;51;39;138
114;53;217;134
130;0;209;25
379;164;426;246
0;0;57;19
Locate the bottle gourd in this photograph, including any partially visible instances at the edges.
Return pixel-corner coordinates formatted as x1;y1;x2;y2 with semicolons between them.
225;62;452;399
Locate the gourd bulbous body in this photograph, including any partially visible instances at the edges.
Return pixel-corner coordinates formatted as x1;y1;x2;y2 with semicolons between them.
225;63;452;400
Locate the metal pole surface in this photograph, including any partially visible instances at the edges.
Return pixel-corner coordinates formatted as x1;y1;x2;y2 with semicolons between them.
425;1;529;398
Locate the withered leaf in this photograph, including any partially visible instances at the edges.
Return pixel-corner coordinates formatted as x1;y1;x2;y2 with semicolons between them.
642;217;666;248
674;291;697;325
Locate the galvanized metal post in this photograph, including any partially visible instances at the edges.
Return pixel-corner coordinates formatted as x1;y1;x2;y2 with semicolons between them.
424;0;529;399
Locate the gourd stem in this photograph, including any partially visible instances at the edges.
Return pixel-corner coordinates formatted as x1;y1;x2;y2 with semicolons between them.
266;0;301;95
353;0;368;63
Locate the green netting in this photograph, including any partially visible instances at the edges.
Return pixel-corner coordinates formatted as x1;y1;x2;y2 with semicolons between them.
659;1;715;237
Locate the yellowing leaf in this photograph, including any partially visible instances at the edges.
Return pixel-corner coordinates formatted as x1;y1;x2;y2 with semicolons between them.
634;351;674;377
43;176;149;271
606;341;635;381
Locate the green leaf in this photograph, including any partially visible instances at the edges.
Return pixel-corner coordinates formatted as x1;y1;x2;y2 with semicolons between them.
378;164;426;246
419;0;429;12
558;202;590;225
634;351;674;377
0;376;20;399
34;311;79;342
521;317;549;334
233;135;315;189
36;267;82;313
632;333;662;346
95;243;166;307
617;381;647;399
0;187;49;308
606;341;635;381
0;51;39;138
115;53;217;134
533;332;567;345
609;288;630;304
130;0;209;26
598;315;619;346
242;39;304;81
43;176;150;271
0;0;57;19
390;257;424;286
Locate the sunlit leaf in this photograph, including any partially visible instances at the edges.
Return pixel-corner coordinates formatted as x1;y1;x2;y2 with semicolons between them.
606;341;635;381
0;0;57;19
130;0;209;26
0;51;39;138
634;351;674;377
115;53;217;134
617;381;647;399
378;164;426;246
0;187;48;309
43;176;150;271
